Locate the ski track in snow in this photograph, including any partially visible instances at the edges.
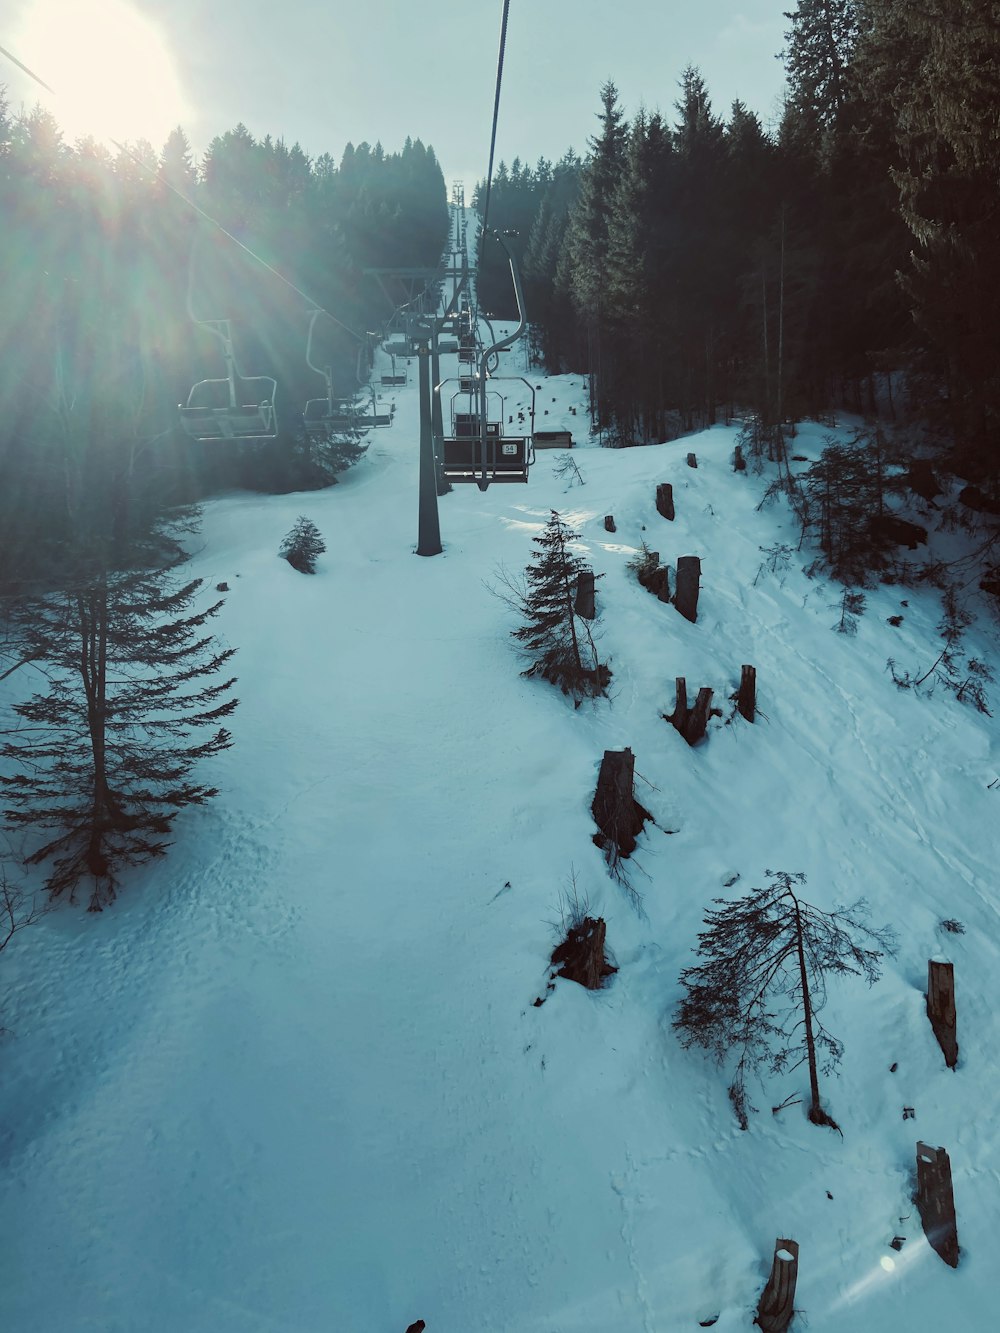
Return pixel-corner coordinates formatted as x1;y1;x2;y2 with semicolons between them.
2;218;1000;1330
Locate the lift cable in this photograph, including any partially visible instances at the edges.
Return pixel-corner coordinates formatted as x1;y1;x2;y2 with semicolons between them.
0;41;368;347
478;0;511;240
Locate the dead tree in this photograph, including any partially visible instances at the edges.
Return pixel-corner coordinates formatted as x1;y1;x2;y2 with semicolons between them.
733;443;746;472
755;1239;798;1332
737;665;757;722
604;514;616;533
926;961;958;1068
675;556;701;623
656;483;675;520
687;452;698;468
916;1142;960;1267
666;678;714;745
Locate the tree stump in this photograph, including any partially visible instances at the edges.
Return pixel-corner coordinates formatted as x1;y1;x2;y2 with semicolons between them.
926;961;958;1069
575;570;596;620
755;1238;798;1332
915;1142;960;1267
733;443;746;472
655;483;675;520
604;514;616;533
656;565;671;603
737;665;757;722
592;748;648;861
674;556;701;623
550;916;617;989
666;679;713;745
647;565;669;600
686;451;698;468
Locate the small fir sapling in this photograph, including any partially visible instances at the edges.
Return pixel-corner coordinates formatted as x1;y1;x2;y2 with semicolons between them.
887;584;994;714
279;517;326;574
673;871;896;1130
495;511;610;702
833;588;866;634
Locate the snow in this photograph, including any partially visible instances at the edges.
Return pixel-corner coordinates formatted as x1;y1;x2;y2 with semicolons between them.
2;215;1000;1331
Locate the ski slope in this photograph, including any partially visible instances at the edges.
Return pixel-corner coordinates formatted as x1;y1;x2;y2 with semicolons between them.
2;312;999;1332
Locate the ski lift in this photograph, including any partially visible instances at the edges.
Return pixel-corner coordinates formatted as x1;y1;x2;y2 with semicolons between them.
438;379;535;485
436;231;534;491
179;319;277;442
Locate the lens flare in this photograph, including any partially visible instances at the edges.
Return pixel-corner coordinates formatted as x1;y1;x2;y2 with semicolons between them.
14;0;189;147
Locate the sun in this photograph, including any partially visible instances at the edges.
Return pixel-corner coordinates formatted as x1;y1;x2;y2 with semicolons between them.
13;0;189;148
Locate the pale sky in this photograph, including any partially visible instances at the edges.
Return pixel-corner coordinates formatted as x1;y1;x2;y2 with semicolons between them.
3;1;790;186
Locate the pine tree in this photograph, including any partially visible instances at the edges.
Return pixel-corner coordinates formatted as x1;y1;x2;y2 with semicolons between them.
783;0;861;141
857;0;1000;480
508;512;609;701
674;871;894;1129
279;517;326;573
1;569;237;910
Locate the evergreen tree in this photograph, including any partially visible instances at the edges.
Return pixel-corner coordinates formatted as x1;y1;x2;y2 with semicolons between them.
674;871;895;1129
857;0;1000;480
279;517;326;573
507;512;609;701
1;569;237;910
783;0;861;142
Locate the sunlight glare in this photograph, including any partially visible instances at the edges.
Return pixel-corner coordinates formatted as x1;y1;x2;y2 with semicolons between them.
15;0;189;148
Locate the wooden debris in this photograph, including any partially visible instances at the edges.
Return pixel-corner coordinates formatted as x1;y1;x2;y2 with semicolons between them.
915;1142;960;1267
655;483;675;521
604;514;616;533
733;443;746;472
674;556;701;623
686;451;698;468
737;664;757;722
926;961;958;1069
756;1238;798;1332
575;570;596;620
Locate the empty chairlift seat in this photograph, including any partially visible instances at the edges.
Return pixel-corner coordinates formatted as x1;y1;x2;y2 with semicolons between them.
179;375;277;441
442;414;530;484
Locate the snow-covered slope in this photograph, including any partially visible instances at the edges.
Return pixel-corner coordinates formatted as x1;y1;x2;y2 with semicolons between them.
2;322;998;1332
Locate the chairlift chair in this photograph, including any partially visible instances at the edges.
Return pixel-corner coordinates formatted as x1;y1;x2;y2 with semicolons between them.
438;380;535;485
179;320;277;441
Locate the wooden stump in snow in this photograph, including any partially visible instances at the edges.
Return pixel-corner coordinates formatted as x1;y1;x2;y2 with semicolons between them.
667;679;713;745
592;748;648;862
655;565;671;603
604;514;616;533
655;483;675;520
737;665;757;722
756;1239;798;1333
648;565;669;601
733;443;746;472
674;556;701;623
926;961;958;1069
686;451;698;468
916;1142;960;1267
551;916;617;990
575;570;596;620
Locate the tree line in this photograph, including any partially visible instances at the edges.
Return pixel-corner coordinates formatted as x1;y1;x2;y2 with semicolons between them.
475;0;999;489
0;93;449;585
